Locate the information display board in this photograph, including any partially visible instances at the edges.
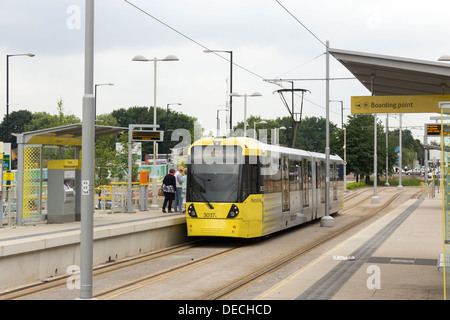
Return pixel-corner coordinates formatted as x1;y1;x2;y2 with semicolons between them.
132;130;163;142
426;123;450;136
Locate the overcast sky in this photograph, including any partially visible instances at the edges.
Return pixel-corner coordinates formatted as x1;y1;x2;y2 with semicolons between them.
1;0;450;142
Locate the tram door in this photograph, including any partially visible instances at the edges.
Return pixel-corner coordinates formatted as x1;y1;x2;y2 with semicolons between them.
281;156;290;212
302;159;310;207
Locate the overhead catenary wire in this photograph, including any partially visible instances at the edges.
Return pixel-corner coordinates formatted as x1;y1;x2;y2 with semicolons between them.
275;52;325;79
274;0;326;48
123;0;343;118
123;0;265;81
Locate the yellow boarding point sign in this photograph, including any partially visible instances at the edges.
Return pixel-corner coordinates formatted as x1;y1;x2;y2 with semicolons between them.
351;95;450;114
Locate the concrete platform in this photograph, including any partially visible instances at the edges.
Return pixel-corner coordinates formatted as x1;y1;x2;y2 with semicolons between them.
258;191;447;300
0;208;187;291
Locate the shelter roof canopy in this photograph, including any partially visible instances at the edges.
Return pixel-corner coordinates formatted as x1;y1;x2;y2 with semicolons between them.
329;48;450;96
14;123;126;146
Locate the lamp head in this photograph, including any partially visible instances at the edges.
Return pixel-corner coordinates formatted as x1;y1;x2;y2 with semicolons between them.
438;55;450;62
163;55;179;61
132;55;148;62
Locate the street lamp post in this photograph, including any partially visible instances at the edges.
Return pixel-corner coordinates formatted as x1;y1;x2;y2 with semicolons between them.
253;120;267;139
230;92;262;137
94;83;114;119
274;126;286;145
330;100;347;192
6;53;35;143
132;55;179;209
204;49;233;131
216;108;228;137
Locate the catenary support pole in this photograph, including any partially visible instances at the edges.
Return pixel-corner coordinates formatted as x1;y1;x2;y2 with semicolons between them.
398;113;403;190
80;0;95;300
321;40;334;227
372;114;379;203
385;114;390;186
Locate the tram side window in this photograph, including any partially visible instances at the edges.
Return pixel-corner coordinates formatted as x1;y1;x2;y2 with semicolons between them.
315;162;320;190
330;163;336;201
242;163;259;200
261;156;281;194
338;163;344;181
302;159;310;207
319;161;325;203
289;160;300;192
332;163;338;200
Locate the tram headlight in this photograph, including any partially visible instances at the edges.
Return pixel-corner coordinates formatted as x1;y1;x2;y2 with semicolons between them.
187;204;197;218
227;204;239;218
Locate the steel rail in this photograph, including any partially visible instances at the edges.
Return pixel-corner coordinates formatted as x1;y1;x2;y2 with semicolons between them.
199;190;417;300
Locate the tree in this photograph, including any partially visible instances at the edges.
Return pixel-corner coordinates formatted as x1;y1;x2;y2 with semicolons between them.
109;106;197;156
296;116;335;152
109;133;139;183
5;100;81;167
94;114;121;190
0;110;33;149
234;115;285;143
50;98;80;127
234;115;336;153
24;111;55;132
389;128;423;170
333;114;396;183
22;99;80;134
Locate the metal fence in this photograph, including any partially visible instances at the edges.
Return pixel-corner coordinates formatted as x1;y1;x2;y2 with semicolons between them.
94;182;161;213
1;186;18;227
1;181;163;227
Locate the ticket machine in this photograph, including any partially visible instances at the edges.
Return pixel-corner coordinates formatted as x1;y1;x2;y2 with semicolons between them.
47;159;80;223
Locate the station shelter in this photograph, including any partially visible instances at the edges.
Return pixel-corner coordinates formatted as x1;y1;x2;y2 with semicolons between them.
329;48;450;292
13;123;125;225
330;48;450;180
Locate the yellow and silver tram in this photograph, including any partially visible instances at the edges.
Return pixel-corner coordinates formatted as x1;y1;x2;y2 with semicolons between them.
185;137;344;238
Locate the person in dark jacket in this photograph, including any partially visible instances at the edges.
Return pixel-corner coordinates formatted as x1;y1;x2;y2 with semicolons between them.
162;168;177;213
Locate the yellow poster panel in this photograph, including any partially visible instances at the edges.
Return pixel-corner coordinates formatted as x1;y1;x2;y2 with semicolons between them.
351;95;450;114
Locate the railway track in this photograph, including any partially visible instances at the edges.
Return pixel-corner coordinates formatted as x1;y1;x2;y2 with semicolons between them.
96;187;417;300
2;187;419;300
93;243;246;300
0;241;204;300
0;239;247;300
197;188;413;300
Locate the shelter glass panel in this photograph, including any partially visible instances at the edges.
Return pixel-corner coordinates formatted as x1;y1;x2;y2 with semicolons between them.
23;146;42;221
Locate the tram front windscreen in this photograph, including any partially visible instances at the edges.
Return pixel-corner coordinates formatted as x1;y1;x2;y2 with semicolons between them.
187;145;243;203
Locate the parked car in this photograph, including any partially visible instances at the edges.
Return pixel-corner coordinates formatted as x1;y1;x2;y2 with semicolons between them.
406;168;422;175
428;170;440;178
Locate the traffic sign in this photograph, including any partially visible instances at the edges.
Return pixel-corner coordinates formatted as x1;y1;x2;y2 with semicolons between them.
3;155;10;170
3;172;14;181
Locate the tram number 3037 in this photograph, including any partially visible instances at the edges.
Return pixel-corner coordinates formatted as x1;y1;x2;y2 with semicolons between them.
203;212;217;218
